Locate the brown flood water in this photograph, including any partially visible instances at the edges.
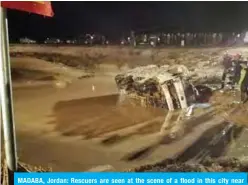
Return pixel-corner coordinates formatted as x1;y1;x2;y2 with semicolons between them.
50;92;229;164
50;94;167;139
49;92;231;147
12;80;248;171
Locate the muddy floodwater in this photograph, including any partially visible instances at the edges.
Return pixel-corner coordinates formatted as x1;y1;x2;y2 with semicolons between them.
12;76;248;171
51;94;166;139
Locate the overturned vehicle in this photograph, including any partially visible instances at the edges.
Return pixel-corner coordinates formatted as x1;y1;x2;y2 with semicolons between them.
115;65;199;110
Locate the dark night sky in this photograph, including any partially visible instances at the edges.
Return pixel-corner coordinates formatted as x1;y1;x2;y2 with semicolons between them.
6;1;248;41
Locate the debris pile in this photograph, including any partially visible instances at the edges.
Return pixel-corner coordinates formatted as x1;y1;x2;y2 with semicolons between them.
1;154;51;185
115;65;196;110
127;157;248;172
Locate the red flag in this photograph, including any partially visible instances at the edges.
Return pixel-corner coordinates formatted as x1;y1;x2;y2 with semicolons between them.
1;1;54;17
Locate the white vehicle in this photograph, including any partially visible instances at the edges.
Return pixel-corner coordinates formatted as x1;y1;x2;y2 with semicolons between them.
44;38;61;44
19;37;36;44
65;39;76;44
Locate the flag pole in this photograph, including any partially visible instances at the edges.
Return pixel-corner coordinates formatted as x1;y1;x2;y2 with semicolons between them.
0;5;18;180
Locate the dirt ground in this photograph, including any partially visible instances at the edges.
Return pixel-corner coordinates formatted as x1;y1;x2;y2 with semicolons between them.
2;45;248;172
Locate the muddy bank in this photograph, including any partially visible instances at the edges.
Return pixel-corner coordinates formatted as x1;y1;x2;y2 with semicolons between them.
9;45;248;76
9;45;228;70
11;68;57;82
10;56;94;87
10;52;103;70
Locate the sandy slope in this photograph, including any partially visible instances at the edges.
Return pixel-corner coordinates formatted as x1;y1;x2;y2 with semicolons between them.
11;57;93;87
